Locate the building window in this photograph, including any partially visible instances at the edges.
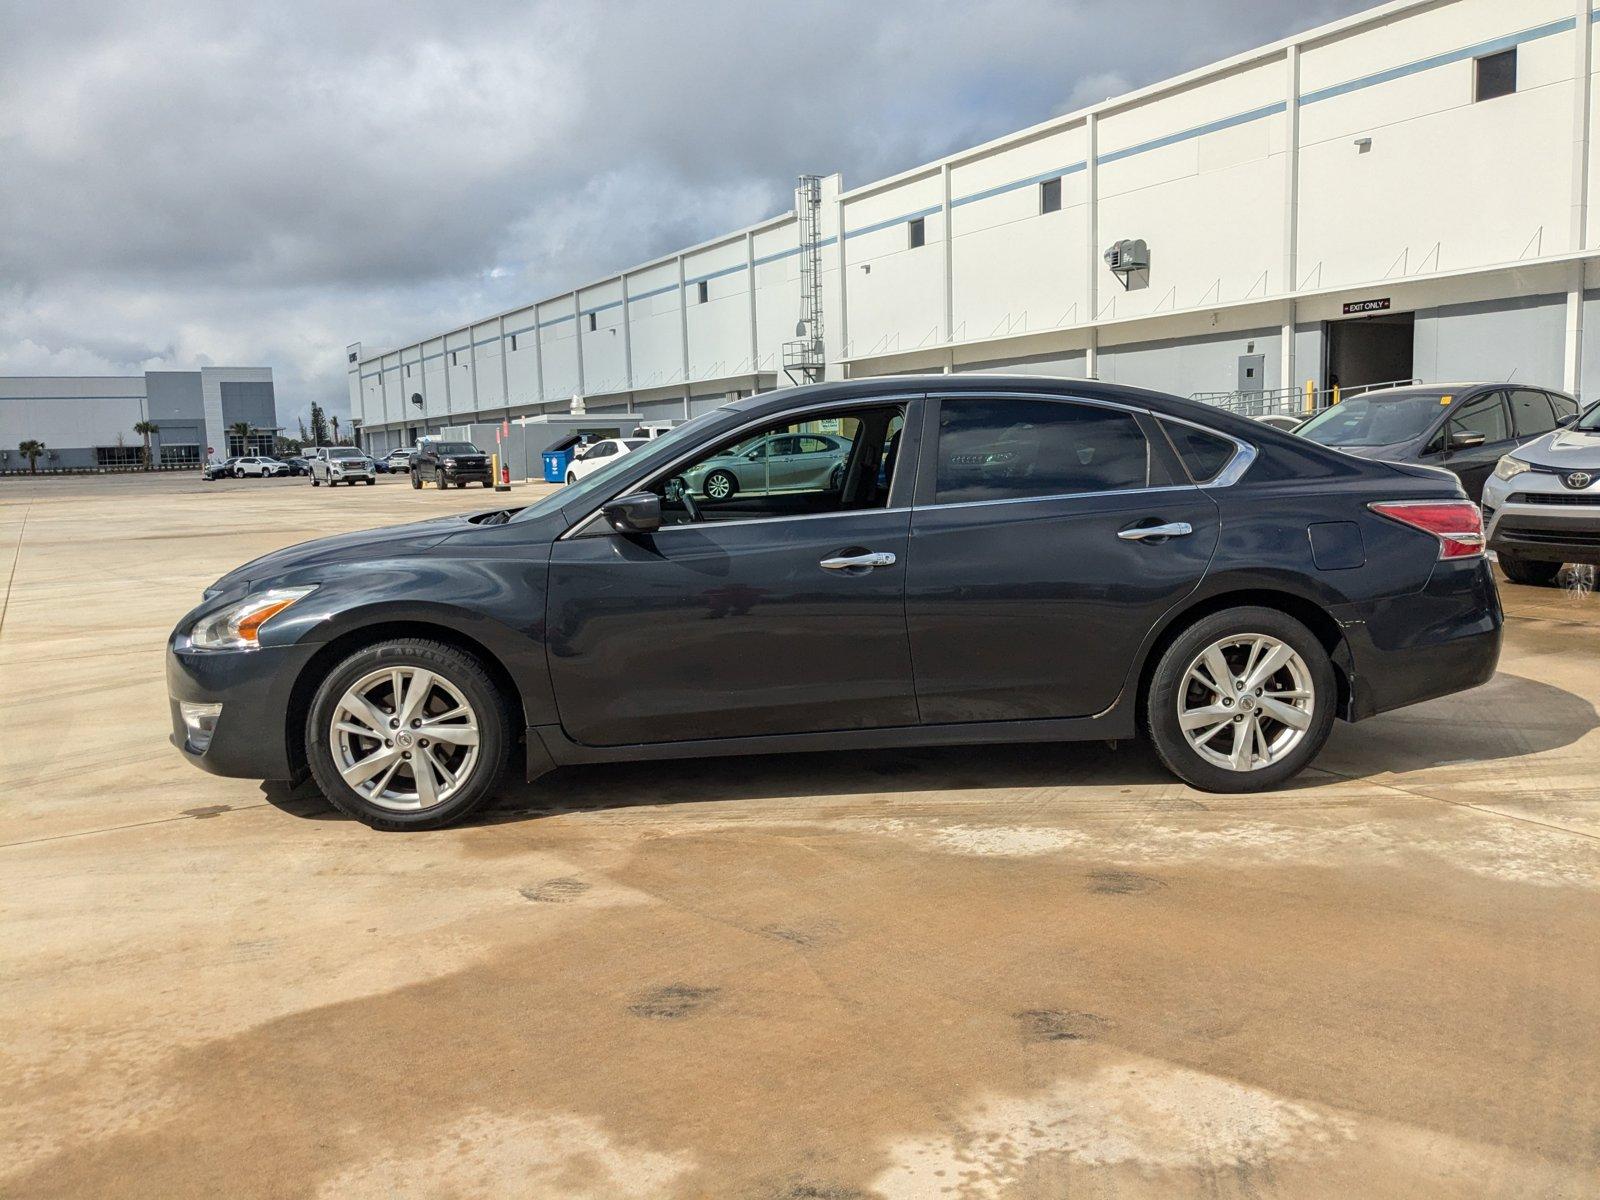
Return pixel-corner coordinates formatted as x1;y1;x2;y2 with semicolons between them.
160;444;200;466
450;351;458;366
1040;177;1062;214
510;334;518;352
405;364;411;376
697;280;709;304
95;445;143;468
908;217;926;249
1475;48;1515;102
587;312;597;332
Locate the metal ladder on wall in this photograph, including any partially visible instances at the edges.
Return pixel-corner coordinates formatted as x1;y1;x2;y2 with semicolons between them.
783;175;826;385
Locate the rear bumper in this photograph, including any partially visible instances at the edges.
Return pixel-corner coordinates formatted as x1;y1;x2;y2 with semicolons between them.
1337;556;1502;722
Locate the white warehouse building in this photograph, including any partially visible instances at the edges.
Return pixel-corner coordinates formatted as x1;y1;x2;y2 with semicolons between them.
350;0;1600;455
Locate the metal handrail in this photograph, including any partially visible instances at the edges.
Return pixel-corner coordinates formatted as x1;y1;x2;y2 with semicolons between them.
1192;377;1423;419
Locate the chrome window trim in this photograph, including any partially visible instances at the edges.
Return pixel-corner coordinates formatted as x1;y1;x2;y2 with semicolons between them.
922;483;1200;514
560;393;922;540
645;505;914;535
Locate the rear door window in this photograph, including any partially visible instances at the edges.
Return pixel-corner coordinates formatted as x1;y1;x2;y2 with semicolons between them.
934;398;1149;504
1509;389;1557;438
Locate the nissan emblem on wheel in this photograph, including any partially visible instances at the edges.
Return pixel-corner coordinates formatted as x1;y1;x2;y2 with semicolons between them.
167;375;1503;830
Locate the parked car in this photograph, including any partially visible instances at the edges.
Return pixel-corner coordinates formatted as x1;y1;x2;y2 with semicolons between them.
1482;398;1600;585
200;457;240;481
279;456;311;477
168;376;1502;830
410;441;493;489
1254;413;1306;432
231;455;289;479
382;448;415;472
1296;383;1579;500
565;437;648;484
678;430;849;502
308;447;375;487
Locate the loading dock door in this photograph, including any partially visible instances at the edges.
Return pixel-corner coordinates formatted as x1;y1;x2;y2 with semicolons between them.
1326;311;1415;391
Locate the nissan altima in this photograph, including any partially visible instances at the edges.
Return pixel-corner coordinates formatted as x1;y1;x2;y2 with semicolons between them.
167;376;1502;830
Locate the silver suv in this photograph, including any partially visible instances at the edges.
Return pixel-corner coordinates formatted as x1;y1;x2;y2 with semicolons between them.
1483;398;1600;584
309;447;376;487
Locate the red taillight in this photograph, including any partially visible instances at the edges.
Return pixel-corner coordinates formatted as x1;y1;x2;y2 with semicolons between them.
1368;500;1484;559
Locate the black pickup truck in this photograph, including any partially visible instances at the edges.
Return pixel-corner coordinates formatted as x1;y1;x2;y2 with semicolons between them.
409;441;494;489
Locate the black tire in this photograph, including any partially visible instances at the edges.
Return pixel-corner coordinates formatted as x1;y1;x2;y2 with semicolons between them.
305;639;513;831
1498;553;1561;587
311;476;321;487
482;480;493;489
703;469;738;502
365;477;375;485
234;468;246;479
455;480;466;489
410;472;421;490
566;472;577;485
1144;606;1336;794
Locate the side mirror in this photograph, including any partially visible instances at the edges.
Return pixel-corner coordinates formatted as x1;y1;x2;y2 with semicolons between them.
1448;430;1487;451
601;492;662;535
1556;413;1577;427
746;450;762;461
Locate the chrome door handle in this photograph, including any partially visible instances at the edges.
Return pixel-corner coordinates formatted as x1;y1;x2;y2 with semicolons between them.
1117;522;1193;541
820;551;897;571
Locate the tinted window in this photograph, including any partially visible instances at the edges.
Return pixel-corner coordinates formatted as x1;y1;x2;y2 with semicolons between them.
1298;391;1449;447
1161;421;1237;483
1509;389;1557;438
1549;393;1578;424
1451;392;1509;443
935;399;1148;504
1040;177;1062;214
432;442;480;455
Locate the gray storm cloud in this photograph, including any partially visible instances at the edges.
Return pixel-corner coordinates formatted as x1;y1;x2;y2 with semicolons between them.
0;0;1369;425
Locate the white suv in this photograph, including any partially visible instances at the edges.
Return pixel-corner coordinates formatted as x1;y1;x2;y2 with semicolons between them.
309;447;376;487
565;437;648;484
232;456;288;478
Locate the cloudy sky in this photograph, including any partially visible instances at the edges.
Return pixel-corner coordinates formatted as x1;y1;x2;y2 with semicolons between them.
0;0;1371;425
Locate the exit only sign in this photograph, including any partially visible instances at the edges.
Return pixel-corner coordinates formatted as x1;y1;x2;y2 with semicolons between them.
1343;297;1392;315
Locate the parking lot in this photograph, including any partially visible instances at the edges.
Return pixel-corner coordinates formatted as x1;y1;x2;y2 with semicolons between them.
3;470;1598;1198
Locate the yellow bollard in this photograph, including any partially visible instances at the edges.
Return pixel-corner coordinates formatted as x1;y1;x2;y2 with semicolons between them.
1304;380;1314;413
1332;384;1341;406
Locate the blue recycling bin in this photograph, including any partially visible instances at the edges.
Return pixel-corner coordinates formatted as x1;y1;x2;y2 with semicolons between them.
542;448;574;483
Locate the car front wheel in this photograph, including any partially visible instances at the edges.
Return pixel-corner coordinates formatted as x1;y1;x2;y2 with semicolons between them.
311;476;321;486
1145;606;1335;793
1498;553;1562;587
704;470;737;501
410;472;421;489
305;639;513;830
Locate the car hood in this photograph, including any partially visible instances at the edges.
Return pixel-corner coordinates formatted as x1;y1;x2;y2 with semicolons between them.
207;514;468;594
1520;425;1600;468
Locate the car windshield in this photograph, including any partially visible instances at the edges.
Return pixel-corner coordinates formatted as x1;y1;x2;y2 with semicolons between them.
623;439;648;449
509;410;722;524
433;442;480;455
1574;401;1600;432
1297;390;1451;447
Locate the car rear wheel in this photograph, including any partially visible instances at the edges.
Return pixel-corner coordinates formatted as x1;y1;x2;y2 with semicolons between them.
305;639;513;831
704;470;737;501
410;472;421;489
1145;607;1335;793
311;476;321;487
1498;553;1561;587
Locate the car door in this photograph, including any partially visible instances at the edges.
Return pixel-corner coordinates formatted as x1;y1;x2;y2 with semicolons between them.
905;393;1222;723
545;399;921;747
1437;389;1514;500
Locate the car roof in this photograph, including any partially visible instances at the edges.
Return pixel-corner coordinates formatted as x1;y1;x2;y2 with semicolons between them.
719;373;1281;444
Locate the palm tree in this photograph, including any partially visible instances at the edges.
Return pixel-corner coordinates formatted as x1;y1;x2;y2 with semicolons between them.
19;439;46;474
331;416;341;444
133;420;160;469
228;421;253;456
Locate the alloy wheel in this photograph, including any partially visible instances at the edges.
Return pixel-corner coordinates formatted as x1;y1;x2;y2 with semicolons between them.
705;472;733;500
329;667;481;811
1177;634;1313;772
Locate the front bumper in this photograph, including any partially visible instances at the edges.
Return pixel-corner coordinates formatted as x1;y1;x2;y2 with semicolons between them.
167;639;320;779
1482;471;1600;564
1336;556;1502;721
442;465;493;483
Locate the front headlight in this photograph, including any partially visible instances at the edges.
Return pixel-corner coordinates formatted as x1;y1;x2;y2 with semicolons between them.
443;457;458;467
190;586;316;651
1492;455;1531;482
